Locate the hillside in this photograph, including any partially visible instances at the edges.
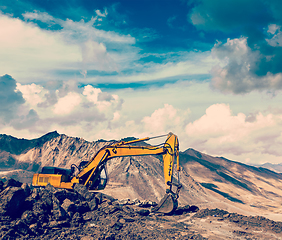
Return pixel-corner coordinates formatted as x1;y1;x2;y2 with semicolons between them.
1;132;282;221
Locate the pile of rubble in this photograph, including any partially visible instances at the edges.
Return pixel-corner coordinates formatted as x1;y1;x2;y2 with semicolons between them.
0;178;200;240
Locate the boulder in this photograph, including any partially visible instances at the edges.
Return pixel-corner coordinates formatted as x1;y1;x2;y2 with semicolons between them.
0;187;26;217
3;178;22;189
88;197;99;211
21;183;31;197
21;210;37;225
61;198;76;213
71;212;83;227
73;184;94;201
52;200;68;221
0;180;4;192
136;209;150;216
76;201;90;214
12;219;32;236
53;189;68;203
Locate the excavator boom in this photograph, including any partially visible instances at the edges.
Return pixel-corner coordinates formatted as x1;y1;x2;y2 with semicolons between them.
32;133;181;214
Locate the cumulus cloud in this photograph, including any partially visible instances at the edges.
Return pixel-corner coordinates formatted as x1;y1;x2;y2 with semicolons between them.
0;74;41;130
189;0;282;94
142;104;189;135
83;85;123;113
185;103;282;157
211;37;282;93
16;83;48;107
0;75;25;123
3;76;282;164
11;109;39;130
53;92;82;115
7;77;124;134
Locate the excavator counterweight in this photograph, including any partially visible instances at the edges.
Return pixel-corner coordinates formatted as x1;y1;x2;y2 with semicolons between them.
32;132;181;214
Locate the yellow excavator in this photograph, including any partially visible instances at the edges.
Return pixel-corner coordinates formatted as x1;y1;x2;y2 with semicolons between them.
32;132;182;213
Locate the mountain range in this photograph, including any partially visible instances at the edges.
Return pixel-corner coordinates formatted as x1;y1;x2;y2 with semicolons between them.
0;131;282;221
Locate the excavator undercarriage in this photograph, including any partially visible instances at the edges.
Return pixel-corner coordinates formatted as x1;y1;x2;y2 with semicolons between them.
32;132;182;214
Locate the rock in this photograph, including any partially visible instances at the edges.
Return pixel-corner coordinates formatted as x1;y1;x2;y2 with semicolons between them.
136;209;150;216
73;183;94;201
123;217;135;222
104;205;121;214
53;189;68;203
1;229;19;240
118;198;131;206
61;198;76;213
188;205;199;213
29;222;43;234
175;205;194;215
88;197;99;211
95;192;116;204
45;183;56;193
21;183;31;197
119;218;126;224
3;178;22;188
0;187;26;217
49;220;70;228
71;212;83;227
21;210;37;225
32;200;51;219
0;180;4;191
65;190;80;202
136;200;154;208
82;211;95;221
122;205;135;214
30;187;40;200
76;201;90;214
12;219;32;236
39;188;53;209
111;222;123;231
52;200;68;220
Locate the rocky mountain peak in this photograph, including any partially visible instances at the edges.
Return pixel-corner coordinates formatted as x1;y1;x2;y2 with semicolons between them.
0;131;60;155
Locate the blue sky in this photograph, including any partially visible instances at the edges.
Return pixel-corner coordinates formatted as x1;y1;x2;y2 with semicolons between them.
1;0;282;164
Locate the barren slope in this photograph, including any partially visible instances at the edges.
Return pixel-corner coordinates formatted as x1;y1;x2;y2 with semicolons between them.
1;132;282;220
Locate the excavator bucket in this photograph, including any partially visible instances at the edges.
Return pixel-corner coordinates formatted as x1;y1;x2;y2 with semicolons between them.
151;193;178;214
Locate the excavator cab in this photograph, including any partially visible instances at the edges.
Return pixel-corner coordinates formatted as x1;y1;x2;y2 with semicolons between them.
88;166;107;190
41;166;73;182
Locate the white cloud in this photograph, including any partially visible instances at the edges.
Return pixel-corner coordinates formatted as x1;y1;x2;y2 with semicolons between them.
53;92;82;115
83;85;102;103
142;104;189;135
117;51;215;82
16;83;48;107
81;40;117;72
0;12;136;82
211;37;282;93
266;24;282;47
185;103;282;160
0;14;81;81
82;85;122;113
95;9;108;17
3;78;282;165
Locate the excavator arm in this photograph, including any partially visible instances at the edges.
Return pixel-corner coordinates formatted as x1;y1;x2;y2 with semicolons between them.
32;133;181;213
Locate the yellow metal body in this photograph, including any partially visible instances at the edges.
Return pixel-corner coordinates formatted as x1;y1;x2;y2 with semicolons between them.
32;133;180;192
32;173;75;189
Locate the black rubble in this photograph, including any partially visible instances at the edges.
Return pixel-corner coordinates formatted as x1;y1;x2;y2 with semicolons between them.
0;179;203;240
1;178;282;240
